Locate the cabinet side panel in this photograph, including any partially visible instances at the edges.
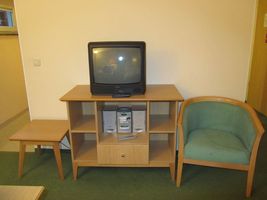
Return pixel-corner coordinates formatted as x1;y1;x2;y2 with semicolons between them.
168;133;176;162
169;101;178;130
169;101;178;160
95;102;104;143
72;134;84;159
147;102;150;132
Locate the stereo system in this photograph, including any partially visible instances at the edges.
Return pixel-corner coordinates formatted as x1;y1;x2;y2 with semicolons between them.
117;107;132;133
102;105;146;134
102;106;117;133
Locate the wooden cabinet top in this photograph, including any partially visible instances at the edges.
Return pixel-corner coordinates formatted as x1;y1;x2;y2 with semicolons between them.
60;85;184;102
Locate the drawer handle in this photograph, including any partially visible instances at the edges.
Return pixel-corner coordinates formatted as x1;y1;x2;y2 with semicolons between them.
121;153;126;158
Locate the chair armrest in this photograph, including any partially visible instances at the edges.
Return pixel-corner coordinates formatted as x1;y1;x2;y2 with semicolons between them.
240;106;264;151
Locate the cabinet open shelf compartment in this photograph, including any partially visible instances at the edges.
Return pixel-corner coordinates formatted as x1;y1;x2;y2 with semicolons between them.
72;133;97;163
96;101;148;145
149;101;177;133
71;115;96;133
149;133;176;166
68;102;96;132
149;115;176;132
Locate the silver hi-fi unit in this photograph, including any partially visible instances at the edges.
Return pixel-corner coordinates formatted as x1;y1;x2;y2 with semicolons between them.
132;105;146;133
102;105;117;134
117;107;132;133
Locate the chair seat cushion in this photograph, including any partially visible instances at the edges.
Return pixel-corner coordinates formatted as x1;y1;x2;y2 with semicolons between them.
184;129;250;164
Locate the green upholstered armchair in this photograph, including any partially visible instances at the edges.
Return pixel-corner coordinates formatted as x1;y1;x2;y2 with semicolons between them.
176;96;264;197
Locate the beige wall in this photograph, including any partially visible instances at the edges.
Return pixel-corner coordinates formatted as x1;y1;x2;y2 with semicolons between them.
0;0;28;124
14;0;257;119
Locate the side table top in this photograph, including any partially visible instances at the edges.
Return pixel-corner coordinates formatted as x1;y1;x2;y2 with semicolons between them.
9;120;69;142
0;185;44;200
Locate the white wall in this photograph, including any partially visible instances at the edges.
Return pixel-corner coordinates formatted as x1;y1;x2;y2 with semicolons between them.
14;0;256;119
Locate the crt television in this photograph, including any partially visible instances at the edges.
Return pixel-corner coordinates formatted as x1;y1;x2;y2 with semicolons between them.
88;41;146;97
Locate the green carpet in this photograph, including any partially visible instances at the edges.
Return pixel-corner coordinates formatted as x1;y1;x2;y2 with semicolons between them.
0;115;267;200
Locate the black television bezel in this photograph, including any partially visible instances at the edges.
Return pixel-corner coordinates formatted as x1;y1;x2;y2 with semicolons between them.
88;41;146;96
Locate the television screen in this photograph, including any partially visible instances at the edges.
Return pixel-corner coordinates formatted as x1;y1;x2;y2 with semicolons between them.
92;47;141;84
88;41;146;96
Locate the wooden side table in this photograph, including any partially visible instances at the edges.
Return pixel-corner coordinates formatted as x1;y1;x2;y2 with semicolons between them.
0;185;44;200
9;120;69;180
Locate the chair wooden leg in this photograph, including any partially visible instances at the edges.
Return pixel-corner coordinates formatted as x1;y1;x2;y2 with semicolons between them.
246;168;255;197
176;156;183;187
18;142;26;178
53;143;64;180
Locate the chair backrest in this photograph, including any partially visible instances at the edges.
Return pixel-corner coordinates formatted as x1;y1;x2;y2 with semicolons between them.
182;98;257;151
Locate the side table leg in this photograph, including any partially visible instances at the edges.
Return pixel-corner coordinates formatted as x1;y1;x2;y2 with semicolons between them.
53;143;64;180
18;142;26;178
73;162;78;181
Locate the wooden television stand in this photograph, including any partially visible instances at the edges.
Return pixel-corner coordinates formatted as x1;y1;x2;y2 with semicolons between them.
60;84;184;180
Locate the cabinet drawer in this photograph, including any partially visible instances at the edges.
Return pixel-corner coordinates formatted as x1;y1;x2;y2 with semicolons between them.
97;145;148;165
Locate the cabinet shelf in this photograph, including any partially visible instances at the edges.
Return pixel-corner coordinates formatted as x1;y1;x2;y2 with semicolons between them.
149;115;176;133
74;140;97;162
99;133;148;145
71;115;96;133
